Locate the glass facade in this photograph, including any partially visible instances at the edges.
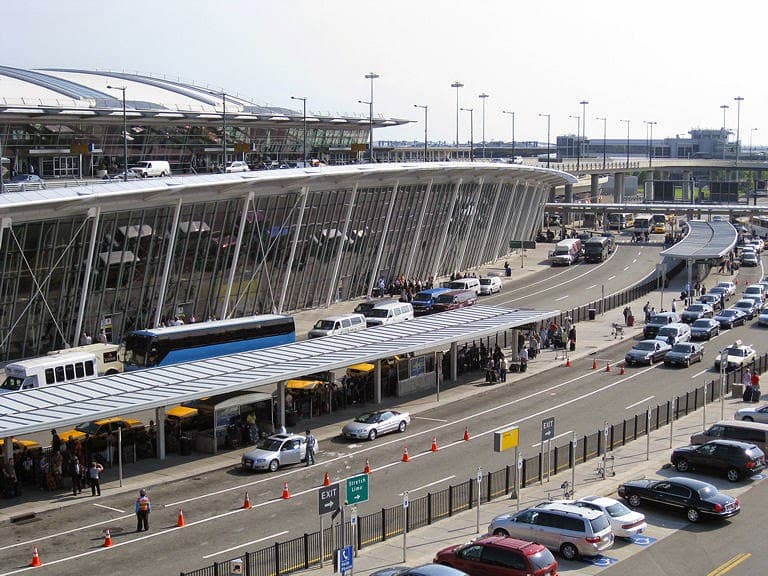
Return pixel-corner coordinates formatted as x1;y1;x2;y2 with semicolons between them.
0;165;561;361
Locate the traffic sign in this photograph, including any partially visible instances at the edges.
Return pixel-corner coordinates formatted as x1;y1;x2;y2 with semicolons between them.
493;426;519;452
403;491;409;509
346;474;369;504
541;417;555;442
336;545;353;573
318;482;340;516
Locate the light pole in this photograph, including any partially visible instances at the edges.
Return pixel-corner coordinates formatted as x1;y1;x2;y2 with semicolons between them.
501;110;515;160
291;96;307;167
365;72;379;162
596;116;607;170
358;99;372;162
539;113;551;168
720;104;729;160
579;99;589;167
479;93;489;158
569;114;580;170
734;96;744;170
106;85;128;181
620;119;630;168
461;107;474;162
644;121;657;167
451;81;464;150
221;92;227;169
414;104;428;162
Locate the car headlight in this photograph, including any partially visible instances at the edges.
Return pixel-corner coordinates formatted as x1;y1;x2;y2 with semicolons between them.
256;458;267;463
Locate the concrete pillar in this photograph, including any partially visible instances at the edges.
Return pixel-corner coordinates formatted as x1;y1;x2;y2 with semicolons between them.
614;173;625;203
564;183;574;225
277;381;286;429
682;171;691;203
374;360;382;404
450;341;458;382
155;407;166;460
511;329;520;359
548;185;557;203
590;174;600;203
2;436;11;464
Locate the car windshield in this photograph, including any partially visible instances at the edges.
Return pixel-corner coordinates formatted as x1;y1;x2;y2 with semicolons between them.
256;438;283;451
670;344;692;353
313;320;335;330
635;342;656;351
686;305;704;312
605;501;632;517
75;422;102;435
435;295;455;304
528;548;557;570
354;412;380;424
692;320;712;328
413;292;433;302
649;315;668;324
728;348;746;357
697;485;717;498
590;514;610;531
480;279;492;285
367;309;390;318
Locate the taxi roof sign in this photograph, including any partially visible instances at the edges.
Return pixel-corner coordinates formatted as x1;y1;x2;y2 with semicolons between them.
493;426;519;452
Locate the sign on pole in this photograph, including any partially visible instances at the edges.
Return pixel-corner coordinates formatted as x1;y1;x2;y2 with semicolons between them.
346;474;369;505
335;545;353;574
541;417;555;443
318;482;340;516
493;426;520;452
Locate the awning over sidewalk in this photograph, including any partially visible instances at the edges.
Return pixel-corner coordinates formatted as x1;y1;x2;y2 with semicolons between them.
661;220;737;259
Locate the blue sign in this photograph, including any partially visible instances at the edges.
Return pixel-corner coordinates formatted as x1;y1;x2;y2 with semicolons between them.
338;545;353;573
583;555;619;567
628;534;657;547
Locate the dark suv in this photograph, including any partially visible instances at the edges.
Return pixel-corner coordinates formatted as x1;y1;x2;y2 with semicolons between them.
671;439;766;482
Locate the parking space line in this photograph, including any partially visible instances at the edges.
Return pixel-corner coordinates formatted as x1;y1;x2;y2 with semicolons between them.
93;503;126;513
398;476;456;496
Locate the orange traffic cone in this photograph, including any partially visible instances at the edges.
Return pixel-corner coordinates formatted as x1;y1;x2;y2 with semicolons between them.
402;446;410;462
620;363;626;375
176;508;186;527
323;472;331;487
565;357;571;368
431;436;439;452
592;358;598;370
281;482;291;499
103;529;113;547
463;427;471;441
364;459;371;474
243;491;252;509
605;361;611;372
29;546;42;567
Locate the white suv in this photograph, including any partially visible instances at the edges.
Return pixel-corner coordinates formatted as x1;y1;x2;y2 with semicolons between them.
225;161;250;173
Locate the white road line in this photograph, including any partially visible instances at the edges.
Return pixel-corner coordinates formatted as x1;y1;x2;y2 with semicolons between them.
202;531;288;559
608;275;616;280
398;475;456;496
691;369;709;379
625;395;655;410
531;429;573;448
93;503;126;513
623;266;630;271
586;284;597;290
413;416;448;422
632;259;637;263
555;295;569;301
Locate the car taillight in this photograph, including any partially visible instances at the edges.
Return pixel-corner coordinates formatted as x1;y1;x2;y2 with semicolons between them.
735;498;739;506
622;520;644;529
746;460;756;469
714;503;723;513
585;536;601;543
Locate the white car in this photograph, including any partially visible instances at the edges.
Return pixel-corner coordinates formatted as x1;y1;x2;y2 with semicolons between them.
225;161;250;173
341;410;410;441
734;405;768;423
758;306;768;326
714;340;756;371
742;252;759;267
479;276;502;295
715;282;736;298
572;495;647;538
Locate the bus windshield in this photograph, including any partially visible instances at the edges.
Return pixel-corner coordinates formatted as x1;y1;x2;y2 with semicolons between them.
1;376;24;392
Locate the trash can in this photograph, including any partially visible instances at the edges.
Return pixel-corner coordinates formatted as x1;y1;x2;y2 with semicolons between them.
588;308;596;321
179;435;192;456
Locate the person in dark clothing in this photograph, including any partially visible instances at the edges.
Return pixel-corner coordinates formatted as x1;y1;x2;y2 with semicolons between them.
88;461;103;496
69;455;82;495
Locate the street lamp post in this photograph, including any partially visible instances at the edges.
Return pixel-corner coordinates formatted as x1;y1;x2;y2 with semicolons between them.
538;113;551;168
414;104;428;162
569;114;580;171
596;116;607;170
106;85;128;181
734;96;744;171
291;96;308;167
620;119;630;168
720;104;729;160
221;92;228;170
451;81;464;150
479;93;489;158
644;121;657;167
365;72;379;162
461;107;474;162
358;99;372;162
579;99;589;168
501;110;515;160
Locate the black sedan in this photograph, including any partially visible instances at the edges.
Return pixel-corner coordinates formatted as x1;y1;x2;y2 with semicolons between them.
680;304;714;323
690;318;720;340
664;342;704;368
714;308;747;329
671;440;766;482
618;476;740;522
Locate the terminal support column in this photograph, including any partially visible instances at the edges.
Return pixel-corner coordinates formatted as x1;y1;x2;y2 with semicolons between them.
278;187;309;313
74;207;100;346
155;198;183;327
367;181;399;296
477;181;502;266
614;173;625;203
450;341;458;382
277;381;286;430
432;179;462;281
327;184;358;307
155;406;166;460
590;174;600;203
455;178;484;271
374;360;382;404
682;170;691;203
2;435;11;464
491;180;520;259
404;179;433;280
222;191;254;319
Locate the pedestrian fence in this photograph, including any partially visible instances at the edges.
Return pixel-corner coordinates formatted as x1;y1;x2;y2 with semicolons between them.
180;352;767;576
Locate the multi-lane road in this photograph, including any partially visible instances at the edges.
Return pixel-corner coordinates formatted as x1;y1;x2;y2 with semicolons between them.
2;241;766;576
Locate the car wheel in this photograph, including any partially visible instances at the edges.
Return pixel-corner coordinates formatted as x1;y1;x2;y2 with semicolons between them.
268;459;280;472
627;494;642;507
742;416;754;422
398;420;407;433
675;458;690;472
368;429;378;441
560;542;579;561
686;507;701;523
493;528;509;537
726;467;741;482
648;356;654;365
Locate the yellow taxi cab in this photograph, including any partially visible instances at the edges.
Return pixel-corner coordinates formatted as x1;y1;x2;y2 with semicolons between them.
0;438;41;454
286;377;326;392
652;222;666;234
346;356;400;379
58;417;145;442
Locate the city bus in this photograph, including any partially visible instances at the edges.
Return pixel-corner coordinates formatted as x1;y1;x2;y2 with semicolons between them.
607;213;633;229
120;315;296;370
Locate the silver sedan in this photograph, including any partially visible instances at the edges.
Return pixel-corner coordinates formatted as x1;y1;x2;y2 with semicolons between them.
341;410;411;441
241;433;314;472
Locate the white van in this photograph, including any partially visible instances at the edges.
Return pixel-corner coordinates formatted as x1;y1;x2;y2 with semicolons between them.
447;277;481;295
133;160;171;177
551;238;583;266
308;313;366;338
363;301;414;327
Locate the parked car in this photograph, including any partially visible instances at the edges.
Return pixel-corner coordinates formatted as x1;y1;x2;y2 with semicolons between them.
103;169;141;180
371;565;469;576
690;318;720;340
741;252;759;267
716;282;737;298
433;535;559;576
734;404;768;424
699;293;722;309
241;433;316;472
643;312;680;339
664;342;704;368
680;303;714;324
714;308;746;329
225;161;250;173
671;439;766;482
625;339;671;366
479;276;502;295
709;286;731;302
714;340;756;371
733;299;760;320
340;410;410;441
488;501;613;560
760;306;768;327
10;173;44;184
58;417;144;443
618;476;740;522
571;495;647;539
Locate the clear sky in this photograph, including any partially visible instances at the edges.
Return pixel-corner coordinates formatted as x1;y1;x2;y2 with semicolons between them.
4;0;766;146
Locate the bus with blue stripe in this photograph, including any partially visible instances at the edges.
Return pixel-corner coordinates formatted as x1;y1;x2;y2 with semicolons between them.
120;315;295;370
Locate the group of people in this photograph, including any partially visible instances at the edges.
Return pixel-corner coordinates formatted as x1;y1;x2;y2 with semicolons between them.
376;275;435;300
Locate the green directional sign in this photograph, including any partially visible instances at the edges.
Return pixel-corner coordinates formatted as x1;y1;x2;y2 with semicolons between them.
345;473;369;504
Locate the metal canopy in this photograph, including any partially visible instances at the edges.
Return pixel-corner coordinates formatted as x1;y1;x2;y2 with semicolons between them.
0;305;556;436
661;220;737;259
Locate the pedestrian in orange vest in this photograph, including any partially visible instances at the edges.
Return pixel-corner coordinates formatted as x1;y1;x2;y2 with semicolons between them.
135;489;151;531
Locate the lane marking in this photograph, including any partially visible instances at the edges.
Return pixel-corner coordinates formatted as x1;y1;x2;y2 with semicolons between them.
626;395;655;410
586;284;597;290
632;259;637;263
398;475;456;496
706;552;752;576
555;295;569;301
691;369;709;379
203;531;289;559
608;275;616;280
623;266;630;271
413;416;448;422
531;429;573;448
92;503;126;513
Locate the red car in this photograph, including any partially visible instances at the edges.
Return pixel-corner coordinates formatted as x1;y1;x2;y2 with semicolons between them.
434;535;558;576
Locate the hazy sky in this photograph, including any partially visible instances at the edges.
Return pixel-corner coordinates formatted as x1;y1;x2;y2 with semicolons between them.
4;0;767;145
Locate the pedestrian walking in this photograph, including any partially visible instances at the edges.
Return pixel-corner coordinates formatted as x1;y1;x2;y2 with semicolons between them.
743;368;752;388
500;355;508;382
304;429;316;466
69;454;82;495
519;346;529;373
135;489;151;531
88;461;104;496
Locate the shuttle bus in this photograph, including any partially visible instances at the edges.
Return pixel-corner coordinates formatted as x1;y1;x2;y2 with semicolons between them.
607;213;633;229
120;315;296;370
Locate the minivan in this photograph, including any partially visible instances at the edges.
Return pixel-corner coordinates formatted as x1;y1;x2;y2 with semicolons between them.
488;501;613;560
654;322;691;346
132;160;171;177
308;313;366;338
432;290;478;313
447;277;481;295
643;312;681;338
412;288;452;316
690;420;768;454
363;301;414;327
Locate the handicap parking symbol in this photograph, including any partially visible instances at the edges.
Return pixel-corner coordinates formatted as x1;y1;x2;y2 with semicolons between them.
750;473;766;480
627;534;657;547
583;555;619;567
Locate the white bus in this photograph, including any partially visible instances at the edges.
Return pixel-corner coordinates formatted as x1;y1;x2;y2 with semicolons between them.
752;216;768;238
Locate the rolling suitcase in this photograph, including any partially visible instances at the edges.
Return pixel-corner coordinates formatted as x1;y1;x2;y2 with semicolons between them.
743;386;753;402
751;386;761;402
